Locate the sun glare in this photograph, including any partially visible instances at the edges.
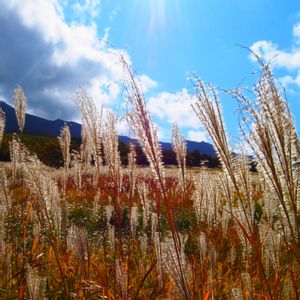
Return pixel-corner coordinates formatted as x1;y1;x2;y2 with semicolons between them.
142;0;180;33
149;0;166;30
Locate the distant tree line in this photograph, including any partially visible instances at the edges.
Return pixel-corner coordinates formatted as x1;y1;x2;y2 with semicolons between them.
0;133;221;168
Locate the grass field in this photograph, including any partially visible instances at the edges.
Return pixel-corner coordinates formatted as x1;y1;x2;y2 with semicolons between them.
0;62;299;299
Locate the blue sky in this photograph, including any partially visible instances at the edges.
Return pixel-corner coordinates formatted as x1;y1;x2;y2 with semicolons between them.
0;0;299;143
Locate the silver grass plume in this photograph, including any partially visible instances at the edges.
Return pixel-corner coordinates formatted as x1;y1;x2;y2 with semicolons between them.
193;171;222;226
102;110;122;189
8;140;62;244
80;120;93;167
71;150;82;192
130;203;138;236
26;265;46;300
9;137;20;180
231;154;254;227
253;70;299;240
58;123;71;169
192;77;252;232
128;143;137;171
58;123;71;248
9;136;29;180
123;57;190;299
0;169;11;213
191;80;231;172
20;152;61;233
0;170;8;257
231;288;243;300
259;223;281;274
161;236;188;297
73;88;103;175
232;64;300;243
128;143;137;196
105;204;115;249
172;123;187;191
137;181;150;230
123;59;165;187
13;85;27;133
0;108;5;146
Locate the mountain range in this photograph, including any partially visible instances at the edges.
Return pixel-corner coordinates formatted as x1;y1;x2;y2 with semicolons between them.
0;100;216;157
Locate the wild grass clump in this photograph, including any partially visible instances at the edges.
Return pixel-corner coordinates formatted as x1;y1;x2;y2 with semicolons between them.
0;108;5;146
0;59;299;299
13;85;27;134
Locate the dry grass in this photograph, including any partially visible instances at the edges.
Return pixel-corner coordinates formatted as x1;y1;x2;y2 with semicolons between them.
0;60;299;299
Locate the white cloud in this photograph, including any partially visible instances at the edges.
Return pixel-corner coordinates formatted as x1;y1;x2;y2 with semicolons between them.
117;117;132;136
71;0;101;23
279;73;300;90
157;125;167;141
147;88;201;129
293;23;300;40
0;0;156;120
138;75;158;93
250;40;300;71
250;21;300;89
187;130;207;142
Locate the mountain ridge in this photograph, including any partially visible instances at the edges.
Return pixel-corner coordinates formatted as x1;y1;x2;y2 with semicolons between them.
0;100;216;157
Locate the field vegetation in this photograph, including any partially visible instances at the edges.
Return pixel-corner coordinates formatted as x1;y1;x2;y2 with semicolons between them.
0;59;299;299
0;133;220;170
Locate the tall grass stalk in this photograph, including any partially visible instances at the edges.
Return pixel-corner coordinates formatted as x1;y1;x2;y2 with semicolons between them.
73;88;103;178
0;108;5;146
58;123;71;250
123;57;191;299
235;65;299;247
172;123;187;194
13;85;27;134
1;57;299;299
58;123;71;173
192;63;300;298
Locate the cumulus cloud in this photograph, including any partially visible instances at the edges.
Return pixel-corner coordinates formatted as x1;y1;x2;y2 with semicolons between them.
293;23;300;40
0;0;208;143
138;75;158;93
0;0;154;121
147;88;201;129
250;39;300;71
250;22;300;90
71;0;101;24
279;74;300;89
187;130;207;142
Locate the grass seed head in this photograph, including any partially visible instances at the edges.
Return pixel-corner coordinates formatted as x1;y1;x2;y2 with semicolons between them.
13;85;27;133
